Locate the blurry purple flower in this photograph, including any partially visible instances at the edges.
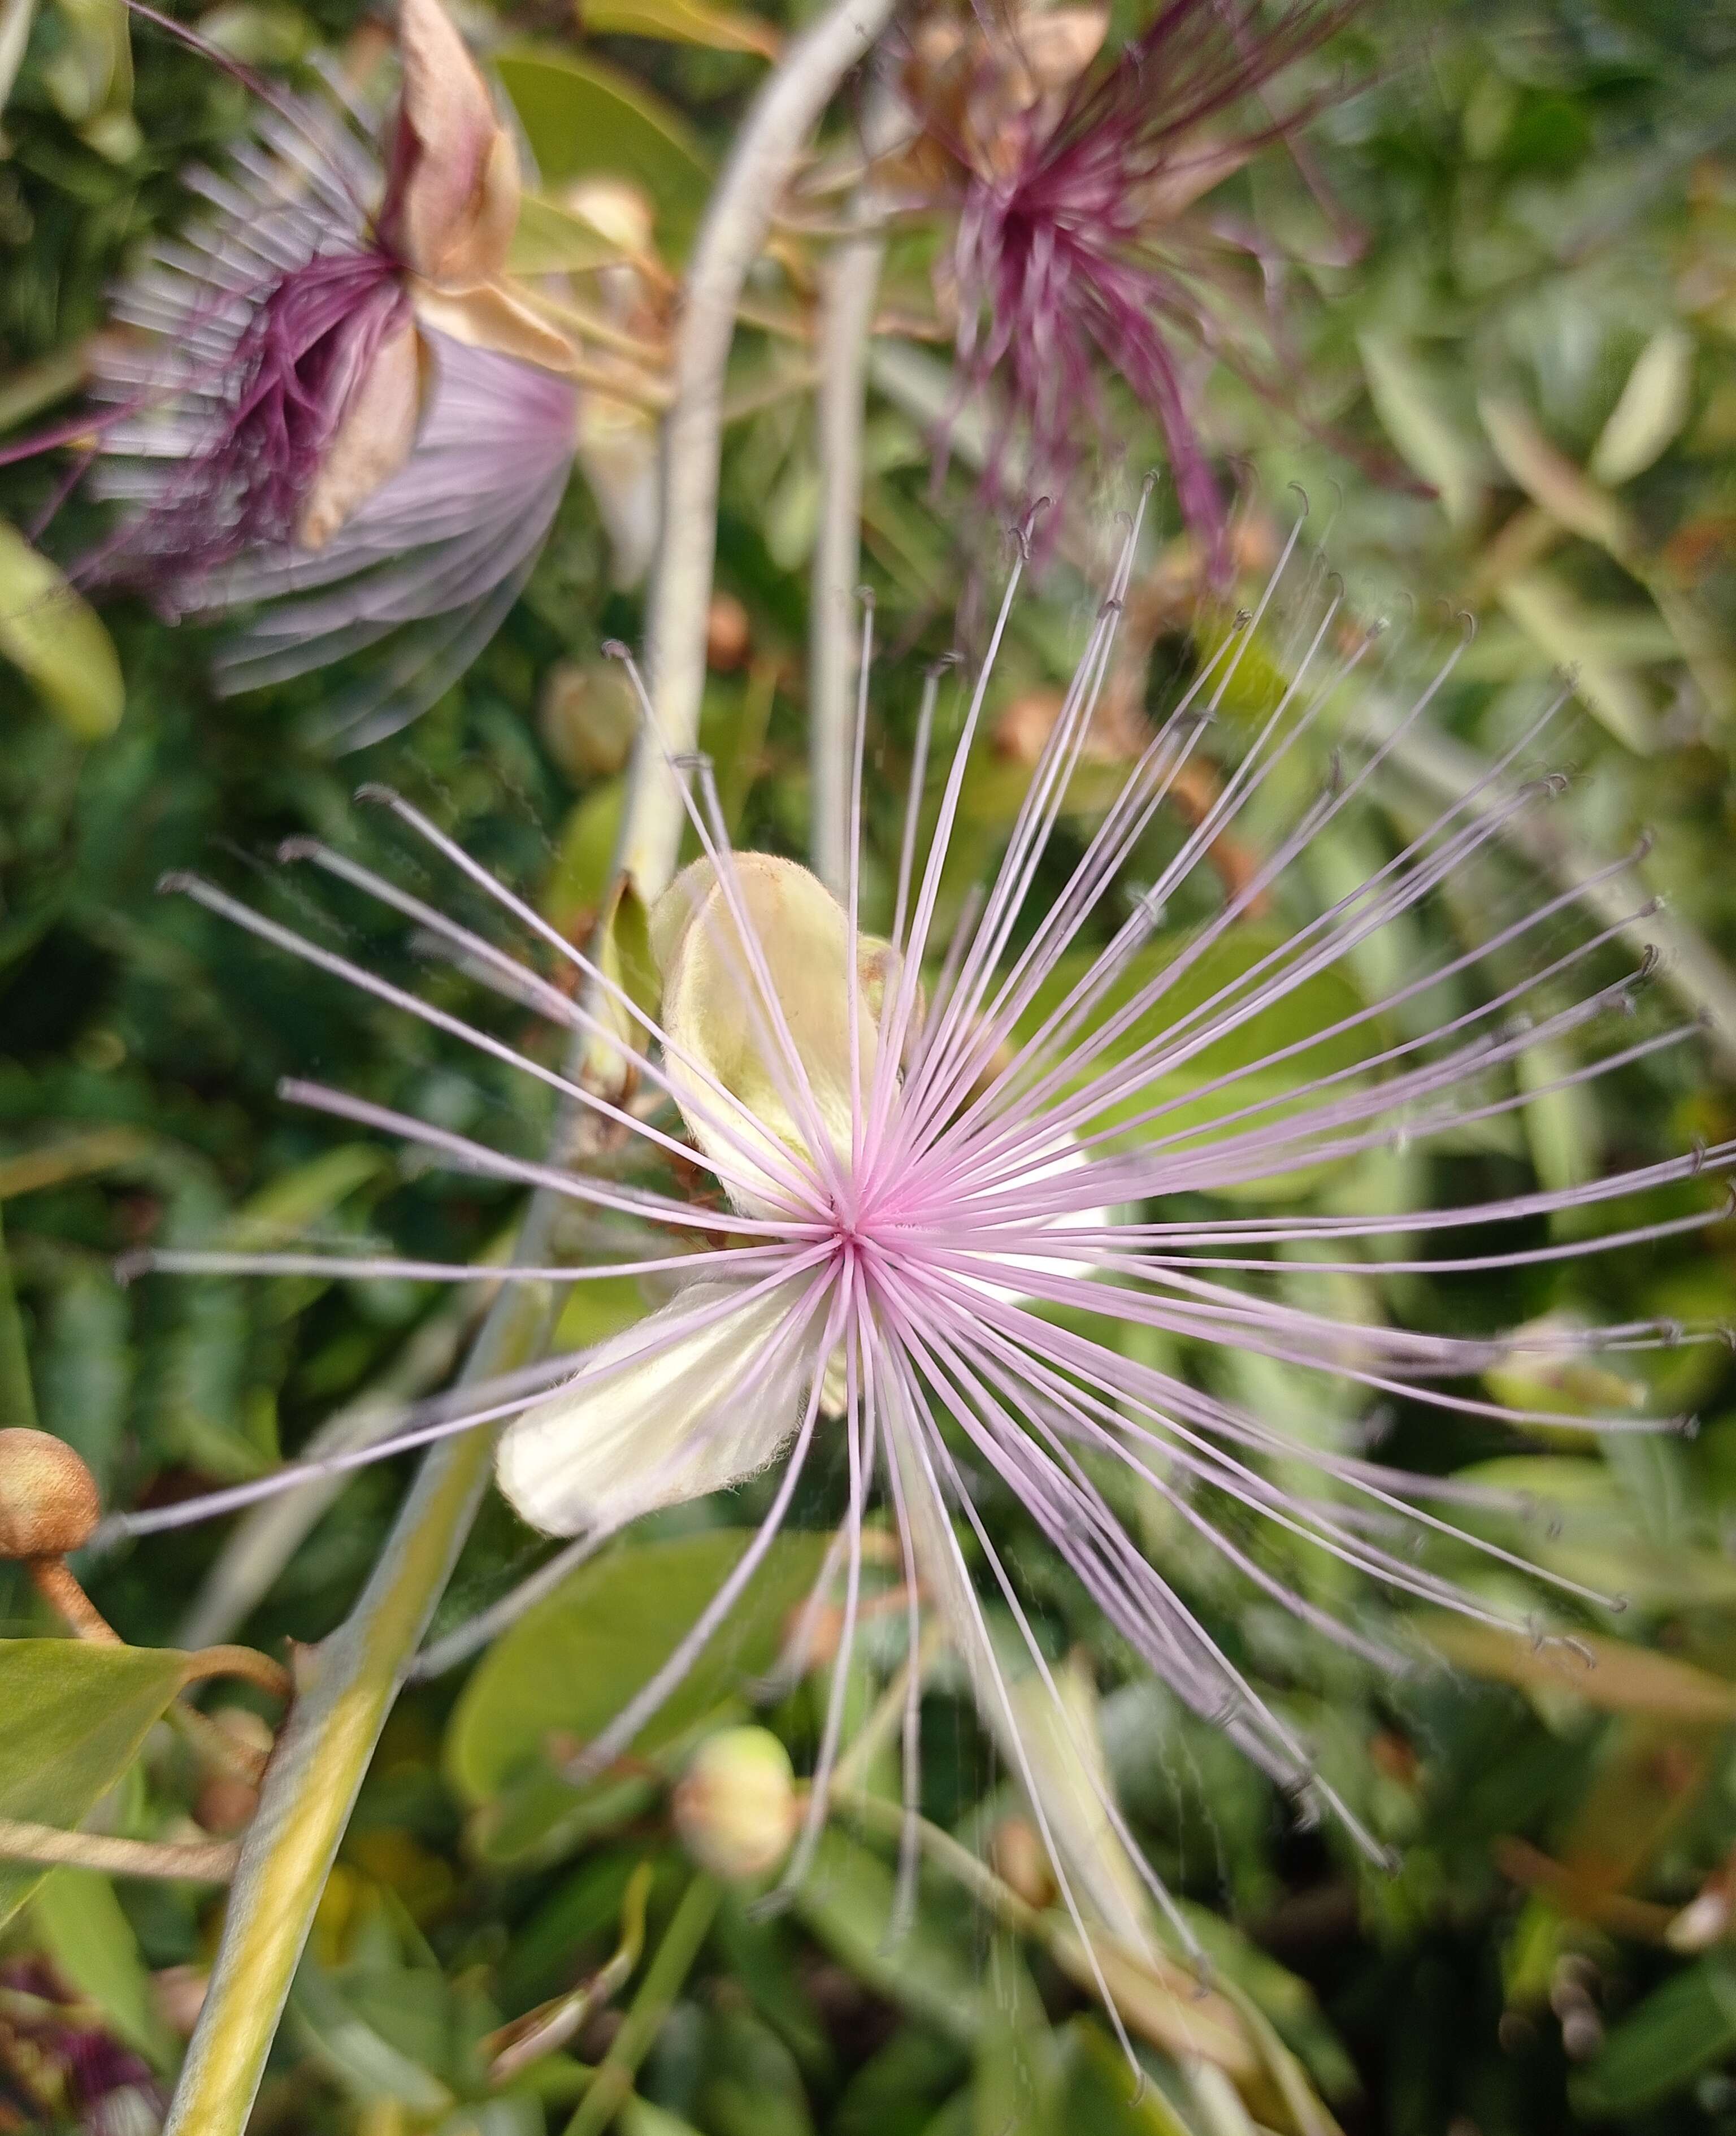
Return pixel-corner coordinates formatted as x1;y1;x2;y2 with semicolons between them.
914;0;1356;557
0;1959;166;2134
116;523;1733;1980
8;0;580;743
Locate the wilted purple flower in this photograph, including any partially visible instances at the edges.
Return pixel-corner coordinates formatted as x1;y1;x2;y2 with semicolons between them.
116;520;1732;1986
0;1959;166;2134
9;0;580;744
919;0;1353;555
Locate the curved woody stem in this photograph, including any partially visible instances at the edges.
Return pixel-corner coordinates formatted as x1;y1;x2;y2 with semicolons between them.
159;7;894;2128
631;0;899;897
809;81;899;894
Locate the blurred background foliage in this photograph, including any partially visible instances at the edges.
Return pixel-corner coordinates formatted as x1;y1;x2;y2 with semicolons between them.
6;0;1736;2130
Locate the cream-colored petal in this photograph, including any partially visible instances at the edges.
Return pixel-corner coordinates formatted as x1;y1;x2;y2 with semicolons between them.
496;1279;823;1537
410;281;579;374
576;392;660;589
297;319;424;552
651;855;891;1214
387;0;520;284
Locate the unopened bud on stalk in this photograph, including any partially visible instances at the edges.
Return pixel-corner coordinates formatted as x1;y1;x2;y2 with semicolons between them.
988;1813;1057;1910
0;1429;101;1558
539;660;641;782
672;1726;798;1882
705;592;752;673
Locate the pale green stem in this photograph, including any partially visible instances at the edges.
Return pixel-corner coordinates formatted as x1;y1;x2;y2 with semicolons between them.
159;1280;549;2136
563;1873;721;2136
808;83;896;894
628;0;899;898
161;11;901;2127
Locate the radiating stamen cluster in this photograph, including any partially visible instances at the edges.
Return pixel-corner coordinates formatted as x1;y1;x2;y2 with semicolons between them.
115;515;1735;1990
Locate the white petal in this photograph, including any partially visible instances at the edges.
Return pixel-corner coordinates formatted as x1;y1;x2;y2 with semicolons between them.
964;1130;1113;1302
496;1278;823;1536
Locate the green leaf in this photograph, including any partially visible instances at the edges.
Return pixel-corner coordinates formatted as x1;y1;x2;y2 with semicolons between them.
288;1955;456;2115
543;778;628;941
1057;2020;1203;2135
792;1827;985;2047
32;1866;178;2070
509;192;630;276
1477;393;1633;556
0;519;125;739
1414;1616;1736;1724
445;1529;832;1804
1013;924;1379;1200
1571;1956;1736;2115
495;47;710;242
42;0;139;161
0;1639;189;1928
1495;571;1656;753
701;2003;815;2136
1590;328;1694;485
580;0;778;57
973;1938;1058;2136
1357;333;1489;528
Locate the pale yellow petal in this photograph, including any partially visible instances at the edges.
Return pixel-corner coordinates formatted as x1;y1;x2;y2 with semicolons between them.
496;1279;821;1536
652;855;887;1213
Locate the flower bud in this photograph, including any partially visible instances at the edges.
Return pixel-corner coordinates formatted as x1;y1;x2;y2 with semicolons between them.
988;1813;1057;1910
194;1773;259;1836
0;1429;101;1557
539;659;640;781
705;592;752;673
672;1726;798;1882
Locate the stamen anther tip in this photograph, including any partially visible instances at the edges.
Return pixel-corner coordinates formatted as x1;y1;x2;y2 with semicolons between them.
353;782;399;809
156;869;197;896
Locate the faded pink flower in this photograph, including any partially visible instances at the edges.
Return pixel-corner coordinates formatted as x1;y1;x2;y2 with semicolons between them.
913;0;1357;556
5;0;580;743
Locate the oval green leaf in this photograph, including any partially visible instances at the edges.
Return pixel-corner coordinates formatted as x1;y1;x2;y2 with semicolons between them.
509;192;630;276
445;1528;832;1805
0;519;124;739
494;47;710;242
0;1638;190;1927
1571;1956;1736;2116
33;1866;178;2069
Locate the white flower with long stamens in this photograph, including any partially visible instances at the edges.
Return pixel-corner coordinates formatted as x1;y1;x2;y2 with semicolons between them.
114;516;1735;1996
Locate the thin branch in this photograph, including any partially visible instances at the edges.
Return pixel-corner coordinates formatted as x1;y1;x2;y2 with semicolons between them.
809;83;896;894
630;0;900;900
0;1817;238;1883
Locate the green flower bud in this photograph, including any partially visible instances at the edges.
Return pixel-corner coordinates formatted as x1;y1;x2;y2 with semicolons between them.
672;1726;798;1882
